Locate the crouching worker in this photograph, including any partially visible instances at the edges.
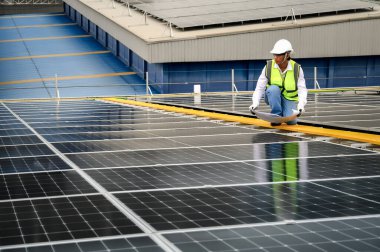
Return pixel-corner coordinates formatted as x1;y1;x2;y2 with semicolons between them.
249;39;307;126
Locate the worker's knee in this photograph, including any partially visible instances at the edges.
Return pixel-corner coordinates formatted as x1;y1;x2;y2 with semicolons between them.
266;85;281;96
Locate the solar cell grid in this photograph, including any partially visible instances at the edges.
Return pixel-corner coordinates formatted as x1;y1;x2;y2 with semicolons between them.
0;124;27;130
34;121;219;134
0;128;33;137
247;154;380;180
0;156;72;174
0;118;23;124
0;135;42;146
67;147;232;169
201;141;373;160
0;195;143;246
43;130;155;142
170;133;303;147
164;217;380;252
0;144;54;159
86;162;270;191
0;236;165;252
1;98;379;251
11;107;149;117
0;171;98;201
28;116;195;128
53;137;190;153
314;177;380;203
126;126;260;138
42;126;258;142
116;181;380;231
148;93;380;132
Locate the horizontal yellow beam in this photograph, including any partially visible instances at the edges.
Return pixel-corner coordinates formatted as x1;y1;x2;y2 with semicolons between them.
103;98;380;146
0;50;111;61
0;72;136;85
0;35;92;43
0;23;76;30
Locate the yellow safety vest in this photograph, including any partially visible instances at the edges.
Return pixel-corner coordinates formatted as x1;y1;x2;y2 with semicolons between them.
265;60;300;101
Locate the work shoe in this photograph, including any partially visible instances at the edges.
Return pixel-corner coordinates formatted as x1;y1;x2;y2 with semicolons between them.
271;122;281;126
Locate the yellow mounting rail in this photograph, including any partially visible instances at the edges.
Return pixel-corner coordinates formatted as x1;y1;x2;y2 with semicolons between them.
102;97;380;146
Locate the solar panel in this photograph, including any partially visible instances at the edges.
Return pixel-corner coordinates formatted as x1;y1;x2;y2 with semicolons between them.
148;93;380;133
53;137;190;153
34;121;219;134
130;0;374;29
0;128;33;137
86;162;271;191
1;98;379;251
164;217;380;251
1;236;165;252
67;147;232;169
0;195;143;246
0;156;72;174
0;171;98;200
0;135;42;146
248;154;380;180
116;180;380;231
200;141;372;160
0;144;54;158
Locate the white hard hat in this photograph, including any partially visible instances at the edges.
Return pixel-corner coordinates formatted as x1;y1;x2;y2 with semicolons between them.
270;39;294;54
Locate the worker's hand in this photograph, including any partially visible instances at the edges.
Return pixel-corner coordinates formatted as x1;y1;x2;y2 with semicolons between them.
249;103;258;114
297;104;305;117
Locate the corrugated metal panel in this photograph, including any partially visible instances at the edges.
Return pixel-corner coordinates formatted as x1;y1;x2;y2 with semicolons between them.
76;11;81;26
89;21;96;38
69;6;76;21
64;0;150;61
149;18;380;63
97;27;107;47
82;16;89;32
107;35;118;56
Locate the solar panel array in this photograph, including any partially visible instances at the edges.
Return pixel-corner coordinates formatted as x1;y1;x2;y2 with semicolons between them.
0;99;379;251
130;0;374;29
147;92;380;133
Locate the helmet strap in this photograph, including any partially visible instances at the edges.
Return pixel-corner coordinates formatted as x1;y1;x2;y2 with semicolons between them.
280;52;288;65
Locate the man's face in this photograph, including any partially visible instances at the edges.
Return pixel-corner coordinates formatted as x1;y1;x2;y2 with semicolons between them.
273;53;286;65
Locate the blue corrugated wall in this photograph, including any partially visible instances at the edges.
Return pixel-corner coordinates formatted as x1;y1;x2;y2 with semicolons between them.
65;3;380;94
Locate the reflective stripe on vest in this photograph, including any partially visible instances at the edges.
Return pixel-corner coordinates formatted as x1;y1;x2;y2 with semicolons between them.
265;60;300;101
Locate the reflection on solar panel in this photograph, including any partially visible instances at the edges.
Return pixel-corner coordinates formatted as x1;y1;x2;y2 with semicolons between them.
67;147;232;168
0;135;42;146
0;144;54;158
0;156;72;174
130;0;374;29
0;99;379;251
248;154;380;180
86;162;271;191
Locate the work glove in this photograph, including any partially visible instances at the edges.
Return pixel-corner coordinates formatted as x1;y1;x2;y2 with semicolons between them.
249;101;259;114
297;103;305;117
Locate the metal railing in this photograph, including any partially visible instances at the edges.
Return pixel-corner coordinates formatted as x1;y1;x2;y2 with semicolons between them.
0;0;62;4
0;67;379;99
